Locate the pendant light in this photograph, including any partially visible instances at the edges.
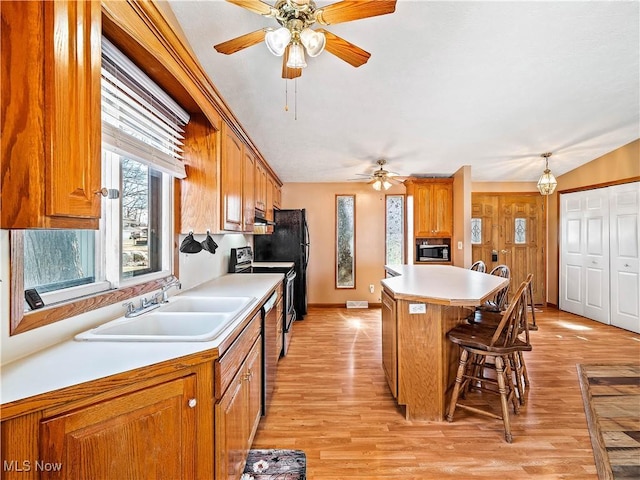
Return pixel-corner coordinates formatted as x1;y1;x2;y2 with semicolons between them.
537;152;557;195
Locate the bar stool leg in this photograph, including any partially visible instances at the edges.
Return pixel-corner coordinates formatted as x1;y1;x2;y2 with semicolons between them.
446;349;469;422
495;355;513;443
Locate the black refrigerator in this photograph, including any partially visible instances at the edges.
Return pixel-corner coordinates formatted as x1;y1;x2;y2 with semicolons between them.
254;209;309;319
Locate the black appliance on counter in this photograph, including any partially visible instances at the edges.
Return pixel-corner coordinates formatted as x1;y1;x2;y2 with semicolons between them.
253;209;309;319
229;246;296;415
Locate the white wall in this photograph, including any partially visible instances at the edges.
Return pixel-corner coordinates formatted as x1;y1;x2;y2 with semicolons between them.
0;231;250;366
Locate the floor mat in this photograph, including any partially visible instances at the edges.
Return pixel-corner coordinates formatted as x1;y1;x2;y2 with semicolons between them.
242;449;306;480
577;364;640;480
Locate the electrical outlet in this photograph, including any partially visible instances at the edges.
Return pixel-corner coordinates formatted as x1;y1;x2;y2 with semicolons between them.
409;303;426;314
369;284;375;294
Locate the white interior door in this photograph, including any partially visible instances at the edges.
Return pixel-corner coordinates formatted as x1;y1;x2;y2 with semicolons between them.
560;189;609;324
583;189;609;323
609;182;640;333
560;193;585;316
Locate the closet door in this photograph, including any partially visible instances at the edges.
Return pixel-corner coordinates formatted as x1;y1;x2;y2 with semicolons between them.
610;183;640;333
560;189;610;323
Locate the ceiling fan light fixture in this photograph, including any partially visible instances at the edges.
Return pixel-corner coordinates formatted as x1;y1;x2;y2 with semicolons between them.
537;152;558;196
287;42;307;68
300;28;326;57
382;179;392;190
265;27;291;56
372;179;383;191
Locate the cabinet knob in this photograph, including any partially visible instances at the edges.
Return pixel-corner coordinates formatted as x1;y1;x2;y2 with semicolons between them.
624;263;630;268
95;187;109;197
243;370;254;381
188;398;197;408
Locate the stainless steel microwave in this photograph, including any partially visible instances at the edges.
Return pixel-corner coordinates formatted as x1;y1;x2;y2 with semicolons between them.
417;244;449;261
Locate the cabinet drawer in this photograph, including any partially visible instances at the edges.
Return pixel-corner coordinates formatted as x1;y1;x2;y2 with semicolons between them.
214;312;261;400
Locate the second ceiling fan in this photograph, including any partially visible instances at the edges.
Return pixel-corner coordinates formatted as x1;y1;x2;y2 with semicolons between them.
213;0;397;79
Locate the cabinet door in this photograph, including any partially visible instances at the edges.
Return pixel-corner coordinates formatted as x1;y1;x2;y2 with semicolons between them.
413;184;433;237
381;289;398;398
215;369;247;480
255;161;267;212
431;182;453;237
221;123;244;231
181;113;219;233
40;376;197;480
266;175;275;221
45;0;102;220
245;339;263;443
243;148;256;232
1;0;102;229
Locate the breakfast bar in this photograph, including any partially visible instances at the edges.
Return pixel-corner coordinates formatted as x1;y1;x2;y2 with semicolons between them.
381;265;509;421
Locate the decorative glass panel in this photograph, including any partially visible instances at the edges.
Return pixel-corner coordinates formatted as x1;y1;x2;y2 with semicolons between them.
515;218;527;244
471;218;482;244
336;195;355;289
385;195;404;265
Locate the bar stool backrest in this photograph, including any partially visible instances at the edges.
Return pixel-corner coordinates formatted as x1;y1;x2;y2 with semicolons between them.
489;264;510;311
489;280;528;350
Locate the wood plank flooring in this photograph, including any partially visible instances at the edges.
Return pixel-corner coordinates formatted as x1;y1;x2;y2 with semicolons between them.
251;307;640;479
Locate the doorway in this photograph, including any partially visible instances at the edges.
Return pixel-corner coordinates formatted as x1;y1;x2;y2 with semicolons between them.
471;193;546;305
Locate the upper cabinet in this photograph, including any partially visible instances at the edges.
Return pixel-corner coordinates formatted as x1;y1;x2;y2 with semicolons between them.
243;149;256;232
180;113;220;234
1;0;102;229
407;179;454;238
220;123;245;232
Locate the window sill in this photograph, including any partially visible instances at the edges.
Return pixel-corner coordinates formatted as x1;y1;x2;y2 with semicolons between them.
11;278;167;336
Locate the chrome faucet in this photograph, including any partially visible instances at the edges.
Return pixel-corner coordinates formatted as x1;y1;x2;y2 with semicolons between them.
155;275;182;304
122;276;181;317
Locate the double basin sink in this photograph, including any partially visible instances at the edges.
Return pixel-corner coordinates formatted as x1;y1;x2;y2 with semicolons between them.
75;296;255;342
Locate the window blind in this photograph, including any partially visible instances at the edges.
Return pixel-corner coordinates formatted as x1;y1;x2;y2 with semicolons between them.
101;37;190;178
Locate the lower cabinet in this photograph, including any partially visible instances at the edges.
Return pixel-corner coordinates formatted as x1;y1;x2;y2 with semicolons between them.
215;336;262;480
39;375;197;479
381;288;398;399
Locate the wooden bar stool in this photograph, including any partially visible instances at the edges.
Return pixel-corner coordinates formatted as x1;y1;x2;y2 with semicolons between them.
470;260;486;272
446;281;531;443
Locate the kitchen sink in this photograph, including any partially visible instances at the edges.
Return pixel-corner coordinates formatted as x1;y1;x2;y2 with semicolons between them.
74;296;256;342
159;296;255;314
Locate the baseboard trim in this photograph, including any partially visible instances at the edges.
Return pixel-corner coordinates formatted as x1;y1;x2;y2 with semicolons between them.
308;303;382;309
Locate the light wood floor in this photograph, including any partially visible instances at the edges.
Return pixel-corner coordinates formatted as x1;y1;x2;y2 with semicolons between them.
251;306;640;479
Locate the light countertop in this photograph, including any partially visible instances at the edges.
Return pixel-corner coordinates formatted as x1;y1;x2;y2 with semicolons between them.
382;264;508;306
1;273;283;406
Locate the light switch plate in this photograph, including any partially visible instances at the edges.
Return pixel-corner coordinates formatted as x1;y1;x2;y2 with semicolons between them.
408;303;426;314
458;241;463;250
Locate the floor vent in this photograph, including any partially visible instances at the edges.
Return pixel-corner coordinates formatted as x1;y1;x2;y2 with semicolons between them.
346;301;369;309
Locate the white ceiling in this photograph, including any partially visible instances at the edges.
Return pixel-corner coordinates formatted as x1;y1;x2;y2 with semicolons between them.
167;0;639;183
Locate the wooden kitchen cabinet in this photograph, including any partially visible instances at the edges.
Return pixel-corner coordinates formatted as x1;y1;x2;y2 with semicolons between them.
255;161;268;213
39;376;197;479
220;122;244;232
215;313;262;480
266;175;275;221
381;289;398;399
407;179;454;238
0;0;102;229
243;148;256;232
180;113;221;234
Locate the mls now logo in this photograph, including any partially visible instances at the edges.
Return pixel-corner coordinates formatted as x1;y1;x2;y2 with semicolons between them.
3;460;63;472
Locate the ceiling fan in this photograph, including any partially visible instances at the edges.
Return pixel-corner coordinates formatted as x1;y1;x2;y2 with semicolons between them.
213;0;397;79
352;159;406;190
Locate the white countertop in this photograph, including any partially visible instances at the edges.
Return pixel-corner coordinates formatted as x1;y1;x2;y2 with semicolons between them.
382;264;508;306
1;273;283;406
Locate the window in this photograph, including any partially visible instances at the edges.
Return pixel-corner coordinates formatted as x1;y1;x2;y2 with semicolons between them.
336;195;356;289
14;38;189;332
385;195;405;265
471;218;482;244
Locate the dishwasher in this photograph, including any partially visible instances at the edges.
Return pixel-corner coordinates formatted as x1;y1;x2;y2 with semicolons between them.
261;291;278;415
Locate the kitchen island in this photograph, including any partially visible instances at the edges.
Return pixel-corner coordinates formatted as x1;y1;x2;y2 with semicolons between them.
381;265;509;421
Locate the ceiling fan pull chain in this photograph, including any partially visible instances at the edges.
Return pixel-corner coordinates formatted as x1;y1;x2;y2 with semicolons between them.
295;78;298;121
284;79;289;112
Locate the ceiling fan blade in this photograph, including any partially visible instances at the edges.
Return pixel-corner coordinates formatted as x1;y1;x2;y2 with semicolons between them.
213;29;267;55
316;0;396;25
317;29;370;67
282;46;303;79
226;0;274;16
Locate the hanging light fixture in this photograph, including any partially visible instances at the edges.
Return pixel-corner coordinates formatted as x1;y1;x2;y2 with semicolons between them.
265;27;292;56
286;42;307;68
537;152;557;195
